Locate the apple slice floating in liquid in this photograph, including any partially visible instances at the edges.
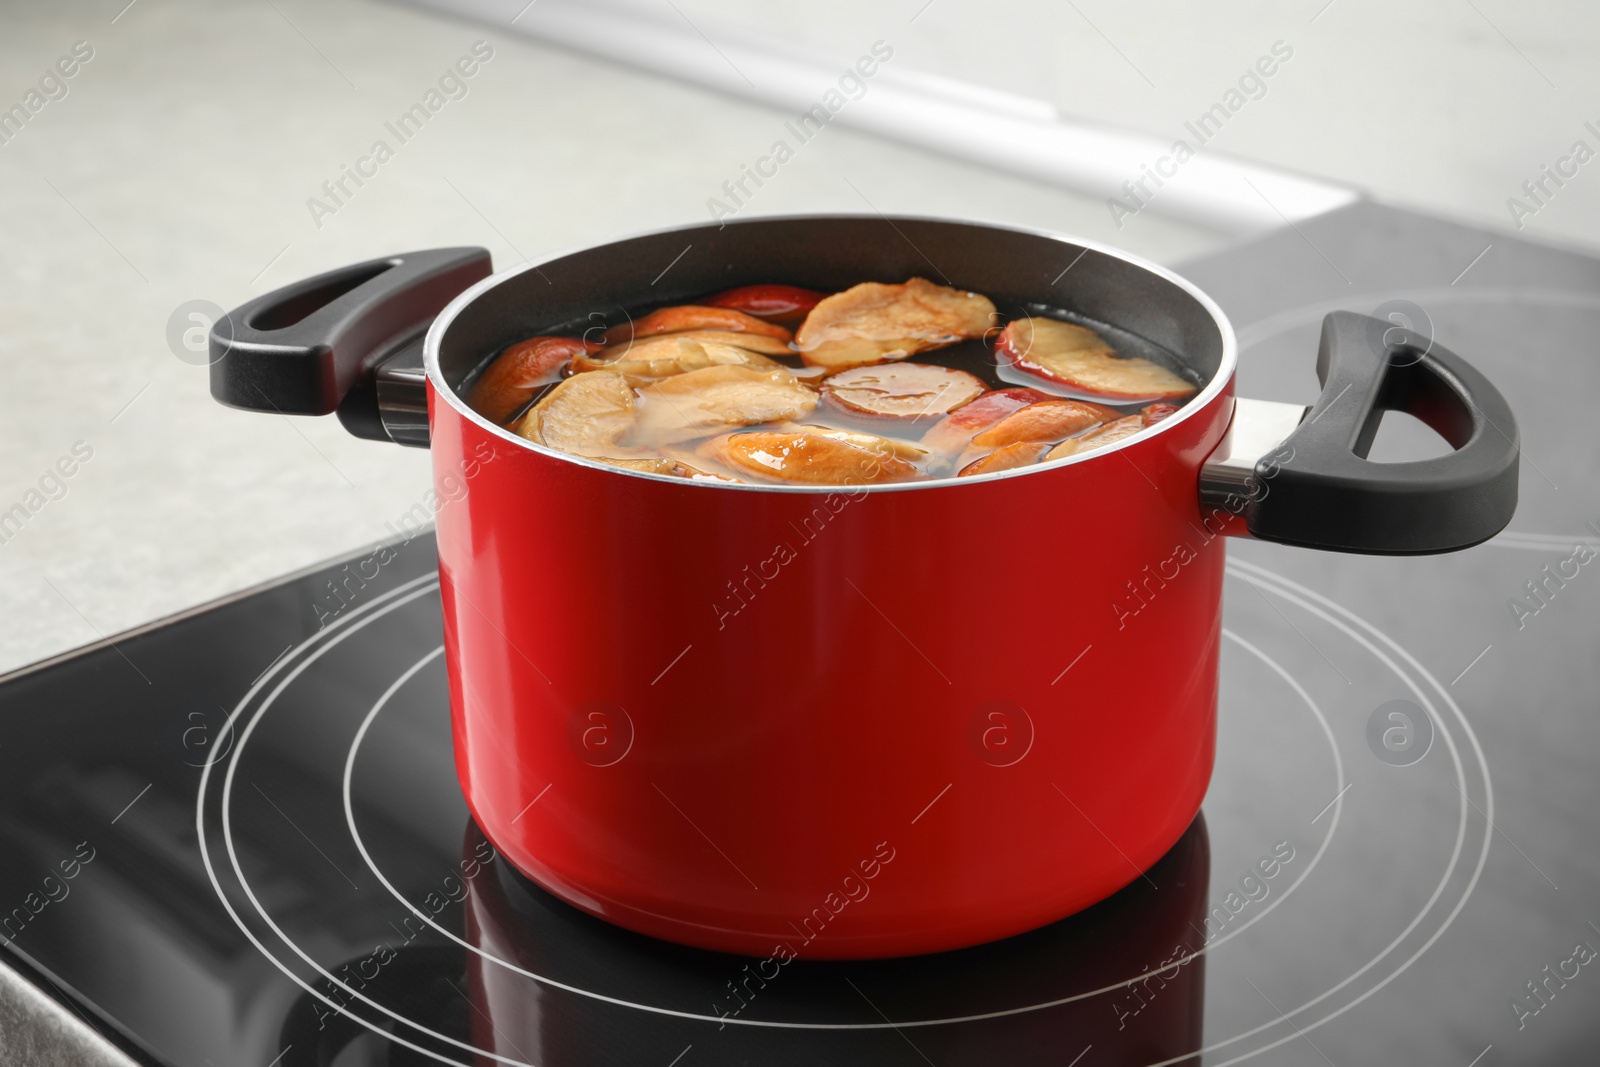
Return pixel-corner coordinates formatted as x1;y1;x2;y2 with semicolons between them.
593;455;735;481
1141;402;1181;426
773;423;929;461
918;387;1055;456
1044;415;1145;460
516;370;639;457
956;441;1050;477
704;284;826;326
629;365;819;444
708;431;921;485
970;399;1122;449
588;330;795;364
820;362;987;423
468;336;602;425
996;317;1196;401
605;306;793;346
572;337;785;381
795;278;996;370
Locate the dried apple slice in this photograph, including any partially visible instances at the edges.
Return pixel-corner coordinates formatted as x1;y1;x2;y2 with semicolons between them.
629;365;819;444
668;455;742;482
970;399;1123;449
468;336;602;424
1141;402;1180;426
586;329;795;364
820;363;987;423
680;441;754;482
593;455;737;481
678;467;742;483
705;284;826;325
918;387;1055;455
957;442;1048;477
592;456;682;475
515;371;637;457
1044;415;1145;460
708;432;920;485
997;317;1196;401
795;278;997;370
573;337;784;381
604;306;792;345
773;423;928;461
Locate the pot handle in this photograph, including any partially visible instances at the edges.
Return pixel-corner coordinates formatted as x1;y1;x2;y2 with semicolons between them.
208;247;492;446
1199;310;1519;554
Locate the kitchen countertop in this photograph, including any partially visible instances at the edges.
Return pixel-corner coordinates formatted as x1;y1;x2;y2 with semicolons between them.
5;0;1598;678
0;0;1222;679
1;0;1596;679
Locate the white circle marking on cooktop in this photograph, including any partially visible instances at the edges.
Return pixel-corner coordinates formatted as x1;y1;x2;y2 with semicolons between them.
1183;559;1493;1067
197;575;503;1067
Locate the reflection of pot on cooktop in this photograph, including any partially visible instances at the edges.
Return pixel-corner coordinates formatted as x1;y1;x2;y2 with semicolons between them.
462;817;1210;1066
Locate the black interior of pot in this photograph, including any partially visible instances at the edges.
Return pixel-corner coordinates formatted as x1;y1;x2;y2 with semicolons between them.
434;216;1226;396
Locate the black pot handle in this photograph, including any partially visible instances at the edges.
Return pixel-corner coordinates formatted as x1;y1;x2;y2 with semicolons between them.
1201;311;1519;555
209;247;491;444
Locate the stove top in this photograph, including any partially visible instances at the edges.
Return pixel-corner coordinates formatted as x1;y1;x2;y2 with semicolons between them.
3;202;1596;1066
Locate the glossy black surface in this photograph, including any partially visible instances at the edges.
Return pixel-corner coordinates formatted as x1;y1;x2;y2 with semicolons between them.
2;202;1596;1065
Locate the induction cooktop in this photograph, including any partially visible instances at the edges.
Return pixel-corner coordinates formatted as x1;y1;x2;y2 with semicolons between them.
2;201;1596;1066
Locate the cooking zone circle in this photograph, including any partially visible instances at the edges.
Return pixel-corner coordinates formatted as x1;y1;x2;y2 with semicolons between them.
193;560;1492;1066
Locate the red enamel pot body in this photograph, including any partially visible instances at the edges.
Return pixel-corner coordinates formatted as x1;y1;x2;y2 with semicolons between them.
431;348;1228;961
212;215;1520;959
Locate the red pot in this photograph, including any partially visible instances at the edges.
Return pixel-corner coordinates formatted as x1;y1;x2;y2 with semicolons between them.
211;217;1518;958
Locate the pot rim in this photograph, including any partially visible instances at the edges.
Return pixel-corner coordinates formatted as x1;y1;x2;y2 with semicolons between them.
423;213;1238;494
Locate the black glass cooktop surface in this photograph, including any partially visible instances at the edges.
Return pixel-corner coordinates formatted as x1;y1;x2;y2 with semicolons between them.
2;201;1596;1066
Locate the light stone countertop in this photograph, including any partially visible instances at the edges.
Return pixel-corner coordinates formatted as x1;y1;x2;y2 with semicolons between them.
0;0;1218;677
2;0;1596;676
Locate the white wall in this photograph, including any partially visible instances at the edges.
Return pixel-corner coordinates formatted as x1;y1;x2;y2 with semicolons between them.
578;0;1600;246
